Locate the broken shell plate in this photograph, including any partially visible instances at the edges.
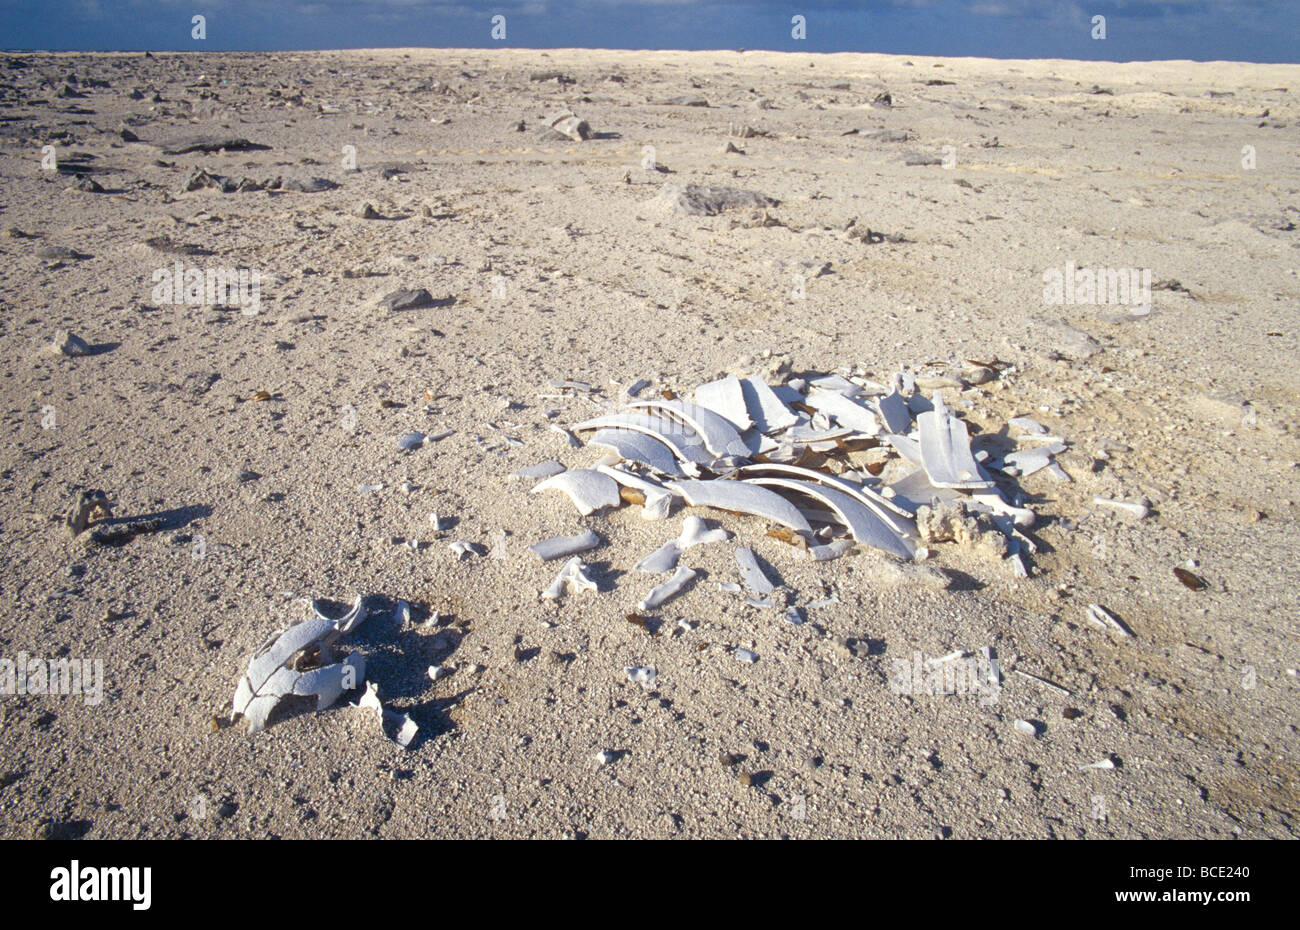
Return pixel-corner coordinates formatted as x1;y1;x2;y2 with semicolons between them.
734;648;759;664
531;468;621;516
1086;603;1133;637
803;389;880;435
529;529;602;561
511;460;566;480
397;431;427;451
588;428;684;477
670;479;813;535
739;377;799;433
735;462;914;521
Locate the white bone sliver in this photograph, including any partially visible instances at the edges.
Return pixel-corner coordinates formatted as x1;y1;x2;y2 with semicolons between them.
670;479;813;535
678;514;729;548
529;529;602;561
588;428;684;477
531;468;621;516
695;375;752;431
357;682;418;749
511;460;566;480
735;547;775;595
916;393;993;489
735;462;914;522
636;540;681;573
637;566;697;612
876;389;913;434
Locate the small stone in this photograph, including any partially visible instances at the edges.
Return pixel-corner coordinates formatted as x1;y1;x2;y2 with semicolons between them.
51;329;92;356
356;202;381;219
379;288;435;311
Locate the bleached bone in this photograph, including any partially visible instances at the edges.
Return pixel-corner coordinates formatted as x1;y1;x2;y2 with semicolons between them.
627;399;751;458
695;374;753;431
1094;496;1149;519
531;468;621;516
637;566;697;612
626;666;657;688
596;465;673;520
804;389;880;435
232;594;370;734
511;460;566;480
807;374;861;396
876;388;913;434
1008;416;1048;435
678;514;730;548
916;392;993;489
735;547;775;595
1086;603;1133;638
588;428;684;477
735;462;914;522
744;477;915;560
357;681;418;749
397;431;427;451
636;540;681;573
542;556;598;600
670;479;813;534
573;412;710;469
739;377;799;433
529;529;602;560
805;539;856;561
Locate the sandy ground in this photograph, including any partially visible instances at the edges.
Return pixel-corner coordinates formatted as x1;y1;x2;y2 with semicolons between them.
0;47;1298;839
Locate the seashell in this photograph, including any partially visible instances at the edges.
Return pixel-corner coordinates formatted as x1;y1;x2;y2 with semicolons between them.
1173;566;1206;591
916;393;993;490
735;547;775;595
670;479;813;535
588;428;684;477
637;566;697;612
694;375;753;431
627;399;751;458
743;476;915;560
542;556;598;600
529;529;602;561
530;468;621;516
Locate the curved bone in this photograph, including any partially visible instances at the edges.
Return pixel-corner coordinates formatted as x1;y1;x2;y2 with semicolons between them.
573;412;710;468
735;547;775;595
735;463;915;525
627;399;751;458
804;390;880;435
744;477;915;560
739;377;799;433
588;428;684;477
916;393;993;490
670;479;813;534
531;468;621;516
635;540;681;573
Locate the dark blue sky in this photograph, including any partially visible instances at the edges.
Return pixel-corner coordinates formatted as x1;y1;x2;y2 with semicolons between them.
2;1;1296;63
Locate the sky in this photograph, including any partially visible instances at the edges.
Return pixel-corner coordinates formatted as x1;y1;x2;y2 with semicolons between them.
0;0;1296;63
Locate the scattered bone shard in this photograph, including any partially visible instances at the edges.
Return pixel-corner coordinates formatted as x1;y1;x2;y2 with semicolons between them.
531;468;621;516
542;556;598;600
637;566;697;612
